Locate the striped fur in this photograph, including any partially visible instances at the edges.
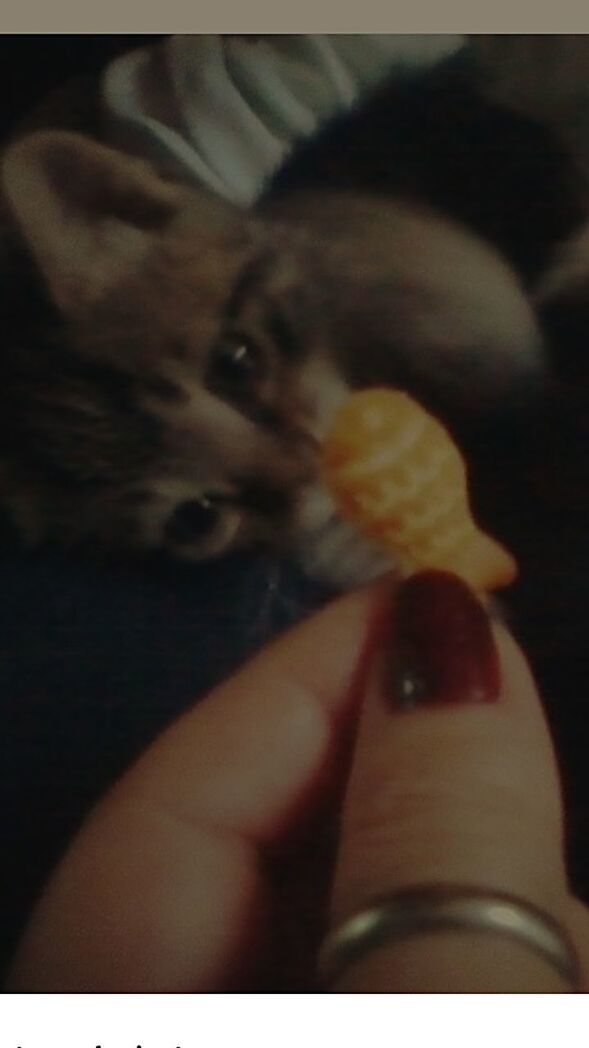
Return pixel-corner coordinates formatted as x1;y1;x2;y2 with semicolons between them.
0;129;548;584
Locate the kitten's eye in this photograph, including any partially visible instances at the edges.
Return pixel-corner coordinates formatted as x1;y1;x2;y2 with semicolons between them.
207;337;264;399
164;496;220;545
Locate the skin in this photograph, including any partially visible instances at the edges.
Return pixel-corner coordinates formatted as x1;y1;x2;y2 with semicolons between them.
6;576;589;993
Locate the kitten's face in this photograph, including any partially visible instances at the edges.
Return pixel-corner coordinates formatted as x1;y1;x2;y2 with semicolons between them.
0;132;545;586
0;211;344;565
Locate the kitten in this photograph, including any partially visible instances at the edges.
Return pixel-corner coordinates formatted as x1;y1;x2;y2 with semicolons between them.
0;127;552;588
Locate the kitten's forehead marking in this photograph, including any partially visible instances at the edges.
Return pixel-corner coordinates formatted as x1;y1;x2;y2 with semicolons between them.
224;250;279;321
222;234;312;322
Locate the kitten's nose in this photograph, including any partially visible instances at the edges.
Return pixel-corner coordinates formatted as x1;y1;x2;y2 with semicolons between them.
248;428;319;494
288;428;321;483
291;426;321;457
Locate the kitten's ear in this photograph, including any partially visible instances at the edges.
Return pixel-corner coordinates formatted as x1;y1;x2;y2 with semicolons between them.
2;130;185;313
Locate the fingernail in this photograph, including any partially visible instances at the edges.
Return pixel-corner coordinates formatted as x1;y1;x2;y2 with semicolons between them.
385;570;501;709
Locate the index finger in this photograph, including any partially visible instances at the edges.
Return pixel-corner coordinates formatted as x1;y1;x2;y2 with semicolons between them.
7;579;386;991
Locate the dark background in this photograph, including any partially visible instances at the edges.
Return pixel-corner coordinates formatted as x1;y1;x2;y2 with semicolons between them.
0;36;154;138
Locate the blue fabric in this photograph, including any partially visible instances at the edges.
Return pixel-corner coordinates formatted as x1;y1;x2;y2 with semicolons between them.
0;526;332;977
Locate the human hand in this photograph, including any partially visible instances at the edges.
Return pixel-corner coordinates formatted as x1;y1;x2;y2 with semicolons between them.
6;571;589;992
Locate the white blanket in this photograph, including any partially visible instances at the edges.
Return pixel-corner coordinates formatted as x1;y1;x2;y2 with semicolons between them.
102;34;465;206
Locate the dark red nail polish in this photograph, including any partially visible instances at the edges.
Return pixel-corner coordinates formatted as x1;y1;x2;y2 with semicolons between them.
386;570;501;709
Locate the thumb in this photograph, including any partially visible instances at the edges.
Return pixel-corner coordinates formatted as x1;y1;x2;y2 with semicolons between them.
324;570;578;992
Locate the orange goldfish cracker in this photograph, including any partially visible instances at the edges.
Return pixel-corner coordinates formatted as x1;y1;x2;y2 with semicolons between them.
322;388;517;593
